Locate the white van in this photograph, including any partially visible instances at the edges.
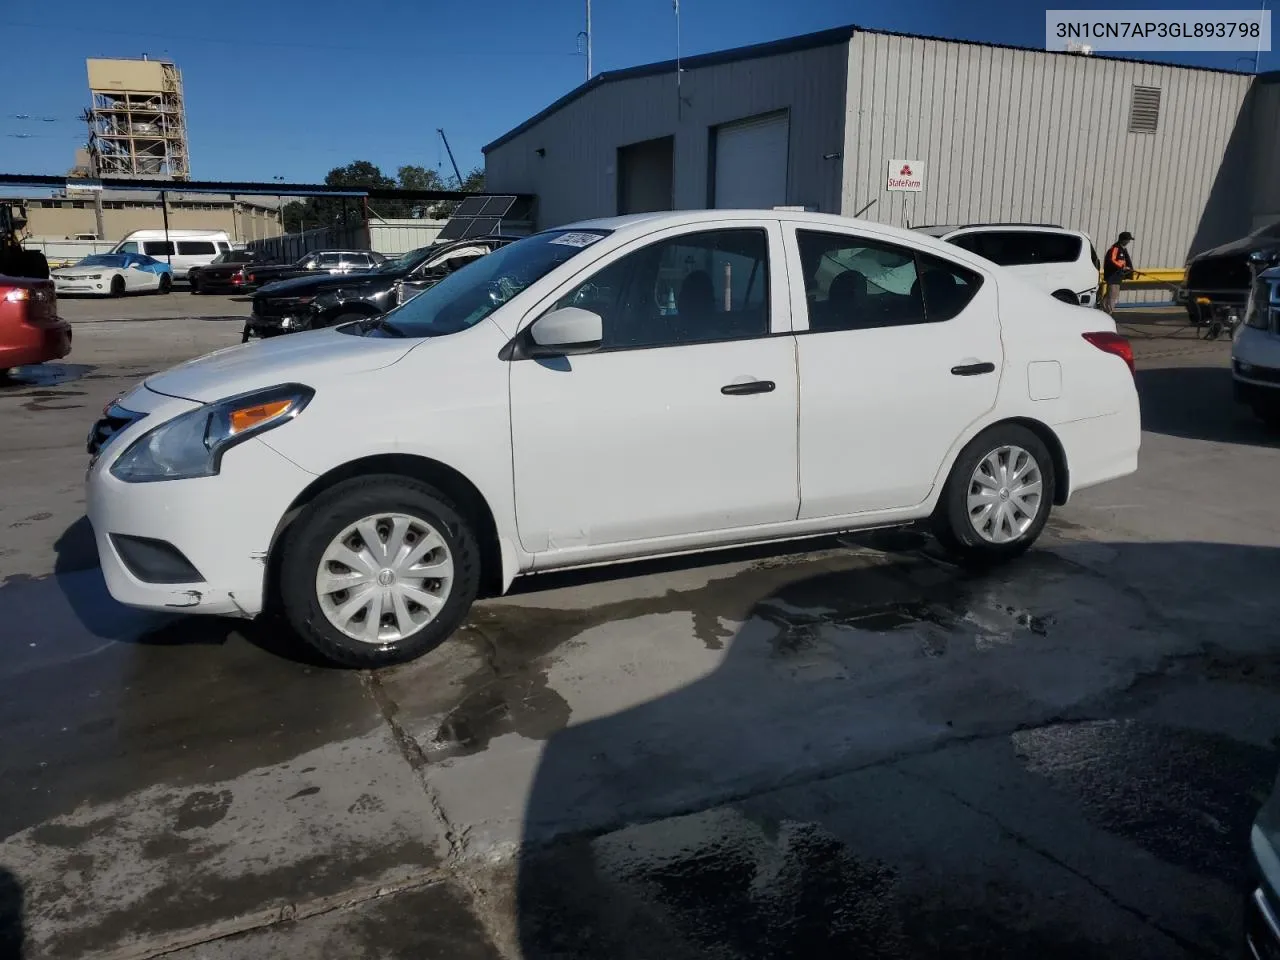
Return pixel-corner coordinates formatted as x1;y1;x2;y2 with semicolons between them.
111;230;233;281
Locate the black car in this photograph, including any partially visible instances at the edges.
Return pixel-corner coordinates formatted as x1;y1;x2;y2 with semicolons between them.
240;249;386;290
1181;222;1280;325
244;237;514;341
188;250;274;294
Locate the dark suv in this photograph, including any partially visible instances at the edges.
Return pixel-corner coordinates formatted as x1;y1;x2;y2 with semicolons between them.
244;237;513;341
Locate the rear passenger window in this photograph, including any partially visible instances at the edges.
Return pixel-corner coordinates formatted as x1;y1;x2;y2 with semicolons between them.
553;228;770;350
796;230;925;331
177;241;216;255
142;241;174;256
796;231;982;330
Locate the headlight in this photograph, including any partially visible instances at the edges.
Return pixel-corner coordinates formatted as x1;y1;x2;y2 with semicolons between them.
109;383;313;483
83;274;102;280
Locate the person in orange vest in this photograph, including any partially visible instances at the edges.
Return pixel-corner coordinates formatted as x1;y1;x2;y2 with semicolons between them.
1103;231;1134;314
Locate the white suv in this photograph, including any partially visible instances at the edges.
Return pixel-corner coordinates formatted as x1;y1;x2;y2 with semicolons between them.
915;224;1100;307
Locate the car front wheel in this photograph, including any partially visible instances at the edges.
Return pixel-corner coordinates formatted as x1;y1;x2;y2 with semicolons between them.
933;424;1055;565
110;275;125;297
278;475;481;667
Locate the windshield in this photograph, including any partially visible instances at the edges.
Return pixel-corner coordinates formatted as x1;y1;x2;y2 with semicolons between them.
212;251;255;264
365;230;610;338
77;254;127;268
375;246;433;274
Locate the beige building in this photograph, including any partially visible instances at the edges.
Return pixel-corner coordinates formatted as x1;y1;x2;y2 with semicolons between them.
25;191;284;243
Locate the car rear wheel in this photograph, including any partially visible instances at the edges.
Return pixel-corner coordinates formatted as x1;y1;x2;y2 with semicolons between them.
110;275;125;297
158;274;172;294
933;424;1055;565
278;475;481;668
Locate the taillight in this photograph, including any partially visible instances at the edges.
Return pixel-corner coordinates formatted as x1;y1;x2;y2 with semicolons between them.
232;270;244;286
1;287;31;303
247;273;256;283
1083;331;1135;375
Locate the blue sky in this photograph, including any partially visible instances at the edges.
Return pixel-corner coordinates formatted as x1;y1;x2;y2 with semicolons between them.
1;0;1271;184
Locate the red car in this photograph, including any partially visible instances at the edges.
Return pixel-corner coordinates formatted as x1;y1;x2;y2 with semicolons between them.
0;276;71;371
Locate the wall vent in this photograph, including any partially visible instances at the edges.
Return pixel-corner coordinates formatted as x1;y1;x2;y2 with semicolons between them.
1128;85;1161;134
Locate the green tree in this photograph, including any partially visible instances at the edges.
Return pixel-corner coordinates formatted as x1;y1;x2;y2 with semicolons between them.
460;166;485;192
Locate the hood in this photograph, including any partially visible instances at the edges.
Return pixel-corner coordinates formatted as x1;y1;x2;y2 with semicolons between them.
144;326;415;403
58;265;116;276
1192;234;1280;262
256;273;375;297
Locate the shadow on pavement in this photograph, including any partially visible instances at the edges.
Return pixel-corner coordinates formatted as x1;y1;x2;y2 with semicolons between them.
512;538;1280;959
1136;366;1279;448
0;866;22;960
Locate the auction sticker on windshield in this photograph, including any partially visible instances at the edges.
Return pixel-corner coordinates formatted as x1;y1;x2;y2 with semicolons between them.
550;232;604;247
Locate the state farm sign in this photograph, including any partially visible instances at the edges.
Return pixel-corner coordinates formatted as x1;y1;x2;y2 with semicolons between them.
886;159;924;192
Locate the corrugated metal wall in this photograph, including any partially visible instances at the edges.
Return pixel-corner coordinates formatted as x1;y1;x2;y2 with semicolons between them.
842;33;1254;270
1249;76;1280;230
484;44;848;229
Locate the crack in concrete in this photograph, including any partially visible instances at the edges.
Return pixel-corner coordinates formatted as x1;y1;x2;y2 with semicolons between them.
893;764;1219;960
361;671;473;864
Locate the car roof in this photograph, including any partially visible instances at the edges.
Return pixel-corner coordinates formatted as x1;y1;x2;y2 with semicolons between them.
916;223;1074;234
119;229;230;239
557;210;988;262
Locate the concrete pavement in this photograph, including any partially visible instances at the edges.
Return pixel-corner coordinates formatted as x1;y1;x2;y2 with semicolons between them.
2;312;1278;958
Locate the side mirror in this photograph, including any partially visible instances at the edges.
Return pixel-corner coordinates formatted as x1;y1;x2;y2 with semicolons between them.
506;306;603;360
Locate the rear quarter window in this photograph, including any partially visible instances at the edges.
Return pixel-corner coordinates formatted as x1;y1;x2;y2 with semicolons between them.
142;241;173;256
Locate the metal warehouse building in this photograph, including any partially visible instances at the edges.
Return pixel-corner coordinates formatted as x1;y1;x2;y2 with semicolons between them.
484;24;1280;276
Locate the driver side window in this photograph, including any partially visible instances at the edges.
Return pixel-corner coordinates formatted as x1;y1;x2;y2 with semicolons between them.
119;242;139;254
551;228;770;350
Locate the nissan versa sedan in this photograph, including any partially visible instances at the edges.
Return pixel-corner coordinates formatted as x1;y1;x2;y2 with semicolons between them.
85;211;1141;667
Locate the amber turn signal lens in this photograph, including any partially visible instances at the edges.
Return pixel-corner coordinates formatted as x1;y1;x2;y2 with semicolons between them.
228;399;292;435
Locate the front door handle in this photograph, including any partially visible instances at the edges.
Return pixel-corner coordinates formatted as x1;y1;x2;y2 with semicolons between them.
721;380;776;396
950;362;996;376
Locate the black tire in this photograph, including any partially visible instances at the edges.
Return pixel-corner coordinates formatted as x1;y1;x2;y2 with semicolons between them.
932;423;1056;566
1050;289;1078;305
278;475;481;668
189;276;201;295
110;275;125;297
158;274;172;295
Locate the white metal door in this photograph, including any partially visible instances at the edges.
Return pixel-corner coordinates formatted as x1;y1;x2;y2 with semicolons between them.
783;223;1003;518
714;112;789;209
508;221;799;559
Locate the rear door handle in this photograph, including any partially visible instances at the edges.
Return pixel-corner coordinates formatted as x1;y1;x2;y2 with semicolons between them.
950;362;996;376
721;380;776;396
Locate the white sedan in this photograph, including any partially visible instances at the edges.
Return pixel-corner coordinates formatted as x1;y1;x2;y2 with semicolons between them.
53;252;173;297
85;210;1141;667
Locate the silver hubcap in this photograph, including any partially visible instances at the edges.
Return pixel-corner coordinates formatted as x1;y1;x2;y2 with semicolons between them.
966;445;1043;544
316;513;454;645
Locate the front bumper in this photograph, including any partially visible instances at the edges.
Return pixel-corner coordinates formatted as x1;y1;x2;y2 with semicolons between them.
86;410;317;618
53;278;110;295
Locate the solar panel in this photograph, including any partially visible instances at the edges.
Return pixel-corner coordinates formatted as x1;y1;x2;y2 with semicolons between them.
452;196;489;217
435;196;521;240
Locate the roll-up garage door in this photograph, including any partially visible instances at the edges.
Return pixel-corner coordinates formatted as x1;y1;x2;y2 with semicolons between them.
713;112;789;209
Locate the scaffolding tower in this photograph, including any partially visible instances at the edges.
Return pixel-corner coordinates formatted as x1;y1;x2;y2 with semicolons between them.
83;57;190;179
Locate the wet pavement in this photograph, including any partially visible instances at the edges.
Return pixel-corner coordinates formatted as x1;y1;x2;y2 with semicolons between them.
2;319;1280;958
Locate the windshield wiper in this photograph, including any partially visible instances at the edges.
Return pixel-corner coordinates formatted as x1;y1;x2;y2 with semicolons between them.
361;315;407;337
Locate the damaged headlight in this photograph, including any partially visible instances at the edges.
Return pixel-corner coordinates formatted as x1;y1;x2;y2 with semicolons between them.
110;384;313;483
